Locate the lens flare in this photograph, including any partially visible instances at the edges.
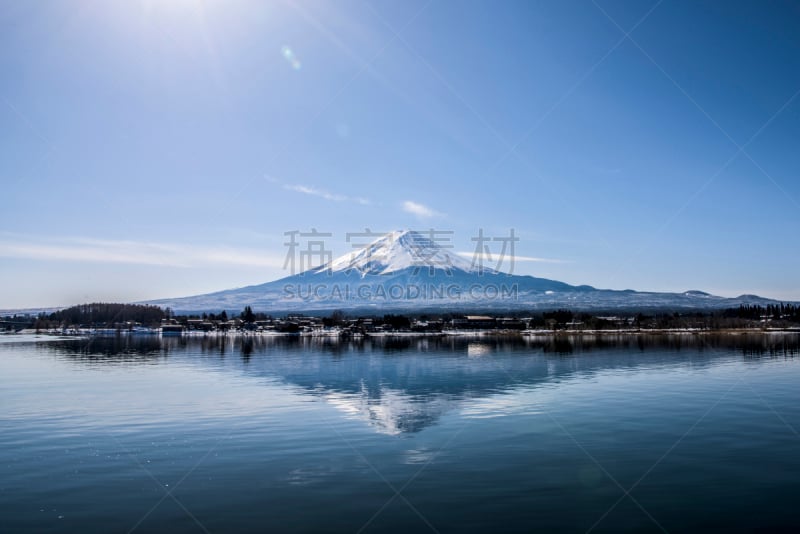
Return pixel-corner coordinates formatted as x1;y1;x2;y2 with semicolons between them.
281;45;302;70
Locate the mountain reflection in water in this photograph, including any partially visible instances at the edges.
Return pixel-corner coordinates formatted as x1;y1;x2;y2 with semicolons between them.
40;333;800;435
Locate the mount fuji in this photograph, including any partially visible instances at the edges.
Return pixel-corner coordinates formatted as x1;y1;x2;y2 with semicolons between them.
148;230;778;313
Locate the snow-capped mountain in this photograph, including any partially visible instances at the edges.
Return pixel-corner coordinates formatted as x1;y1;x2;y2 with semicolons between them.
147;230;779;313
322;229;483;276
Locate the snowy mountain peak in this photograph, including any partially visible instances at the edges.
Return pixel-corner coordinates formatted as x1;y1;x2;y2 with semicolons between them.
320;229;483;276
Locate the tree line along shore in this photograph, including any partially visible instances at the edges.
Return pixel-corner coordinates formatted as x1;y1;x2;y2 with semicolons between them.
2;303;800;335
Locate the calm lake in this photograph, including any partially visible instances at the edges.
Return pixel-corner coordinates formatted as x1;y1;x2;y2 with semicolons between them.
2;333;800;533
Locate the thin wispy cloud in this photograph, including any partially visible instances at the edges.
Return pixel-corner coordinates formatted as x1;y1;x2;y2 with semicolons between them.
285;184;346;201
402;200;442;219
282;183;371;205
456;252;571;264
0;235;285;269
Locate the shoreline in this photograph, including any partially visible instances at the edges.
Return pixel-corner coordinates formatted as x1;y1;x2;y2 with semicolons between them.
5;327;800;340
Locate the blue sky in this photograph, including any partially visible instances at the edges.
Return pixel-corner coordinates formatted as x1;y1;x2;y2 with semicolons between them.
1;0;799;308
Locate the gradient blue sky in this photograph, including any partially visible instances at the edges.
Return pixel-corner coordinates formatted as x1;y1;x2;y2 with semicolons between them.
2;0;799;309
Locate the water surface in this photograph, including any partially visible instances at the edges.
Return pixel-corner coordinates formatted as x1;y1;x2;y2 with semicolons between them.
1;334;799;533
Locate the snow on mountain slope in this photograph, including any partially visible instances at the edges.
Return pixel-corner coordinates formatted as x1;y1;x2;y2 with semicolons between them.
320;230;485;276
